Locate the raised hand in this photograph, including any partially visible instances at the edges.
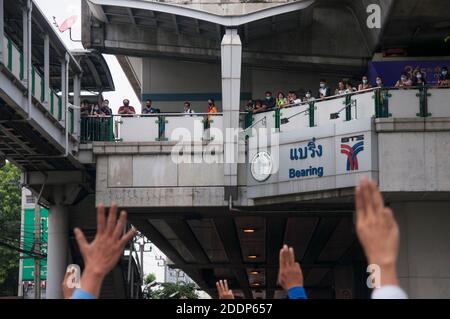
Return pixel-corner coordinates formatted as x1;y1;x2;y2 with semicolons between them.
355;178;399;287
216;280;234;299
278;245;304;291
74;203;136;298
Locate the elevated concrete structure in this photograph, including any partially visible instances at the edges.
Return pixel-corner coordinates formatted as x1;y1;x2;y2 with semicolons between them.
1;0;449;299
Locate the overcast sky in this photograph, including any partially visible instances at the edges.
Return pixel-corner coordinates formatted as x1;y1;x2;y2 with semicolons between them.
34;0;164;281
34;0;141;114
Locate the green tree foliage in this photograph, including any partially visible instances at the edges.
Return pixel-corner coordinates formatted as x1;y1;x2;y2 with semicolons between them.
0;163;22;296
144;281;199;299
144;273;156;285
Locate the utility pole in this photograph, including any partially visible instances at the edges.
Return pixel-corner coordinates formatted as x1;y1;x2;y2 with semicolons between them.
138;234;152;284
34;200;41;299
18;201;25;297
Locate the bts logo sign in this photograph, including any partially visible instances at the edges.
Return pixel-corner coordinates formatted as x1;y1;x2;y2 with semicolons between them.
341;135;364;171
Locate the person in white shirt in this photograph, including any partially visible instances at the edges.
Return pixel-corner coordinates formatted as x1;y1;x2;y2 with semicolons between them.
288;91;302;106
183;101;195;115
355;177;408;299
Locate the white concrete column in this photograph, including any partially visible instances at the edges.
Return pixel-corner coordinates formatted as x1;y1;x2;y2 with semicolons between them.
46;200;69;299
0;0;4;65
392;201;450;299
221;28;242;199
44;34;50;106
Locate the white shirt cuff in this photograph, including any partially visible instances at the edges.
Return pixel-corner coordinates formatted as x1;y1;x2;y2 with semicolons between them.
371;285;408;299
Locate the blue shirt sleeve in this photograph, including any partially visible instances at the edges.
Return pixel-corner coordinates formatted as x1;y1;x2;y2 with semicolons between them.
288;286;308;300
71;288;97;300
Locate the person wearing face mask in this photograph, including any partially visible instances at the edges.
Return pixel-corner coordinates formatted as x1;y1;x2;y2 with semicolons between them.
100;100;112;116
303;90;315;103
263;91;276;110
358;75;372;91
207;98;218;124
317;79;331;99
412;71;427;87
375;76;384;88
395;73;412;89
142;99;158;115
438;66;450;87
118;99;137;116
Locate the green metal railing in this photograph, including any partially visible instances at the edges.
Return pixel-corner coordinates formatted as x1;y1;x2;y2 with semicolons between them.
416;87;432;118
81;116;115;143
374;88;391;118
308;101;316;127
344;94;353;121
3;33;64;122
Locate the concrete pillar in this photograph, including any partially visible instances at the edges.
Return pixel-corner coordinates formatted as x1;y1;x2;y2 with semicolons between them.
221;28;242;200
0;0;4;65
46;201;69;299
44;34;50;106
392;201;450;299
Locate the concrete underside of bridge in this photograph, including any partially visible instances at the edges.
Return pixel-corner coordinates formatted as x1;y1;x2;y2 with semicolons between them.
87;189;450;299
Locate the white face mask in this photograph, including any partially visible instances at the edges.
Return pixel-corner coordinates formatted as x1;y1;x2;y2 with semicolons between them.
443;71;448;76
401;77;407;81
363;79;368;84
416;74;422;79
306;93;311;98
320;83;326;88
376;80;382;85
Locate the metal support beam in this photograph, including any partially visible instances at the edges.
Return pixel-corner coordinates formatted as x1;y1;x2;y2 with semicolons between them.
23;0;32;119
73;73;81;137
43;34;50;106
213;218;253;299
194;19;200;34
165;219;210;264
0;0;4;65
302;217;342;264
265;218;286;299
127;8;136;25
172;15;179;35
221;28;242;201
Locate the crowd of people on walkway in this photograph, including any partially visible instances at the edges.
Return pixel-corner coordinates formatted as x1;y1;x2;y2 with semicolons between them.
79;67;450;118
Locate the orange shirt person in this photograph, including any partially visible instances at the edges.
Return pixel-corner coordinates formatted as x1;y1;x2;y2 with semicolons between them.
207;99;218;123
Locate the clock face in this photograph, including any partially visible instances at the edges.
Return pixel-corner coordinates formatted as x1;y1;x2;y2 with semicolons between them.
251;151;273;182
